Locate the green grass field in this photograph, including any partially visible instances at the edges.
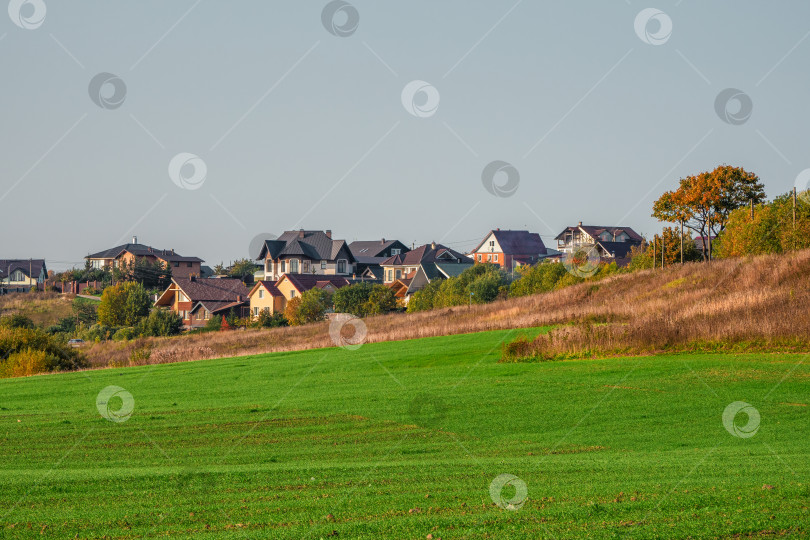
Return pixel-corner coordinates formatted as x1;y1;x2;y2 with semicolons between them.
1;328;808;539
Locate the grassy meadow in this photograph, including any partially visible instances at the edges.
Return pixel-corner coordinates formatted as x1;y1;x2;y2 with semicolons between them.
1;328;808;539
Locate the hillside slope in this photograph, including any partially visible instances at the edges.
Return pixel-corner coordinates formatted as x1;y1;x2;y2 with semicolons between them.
84;249;810;368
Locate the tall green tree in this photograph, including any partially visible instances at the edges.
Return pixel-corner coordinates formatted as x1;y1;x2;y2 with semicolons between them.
98;282;151;326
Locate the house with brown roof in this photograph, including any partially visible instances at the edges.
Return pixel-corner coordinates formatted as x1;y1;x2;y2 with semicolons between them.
274;274;350;309
469;229;549;269
257;230;356;281
154;276;250;328
554;222;643;267
86;236;204;279
247;280;285;318
381;242;474;302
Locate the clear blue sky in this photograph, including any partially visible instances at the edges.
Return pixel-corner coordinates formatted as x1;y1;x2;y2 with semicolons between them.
2;1;809;270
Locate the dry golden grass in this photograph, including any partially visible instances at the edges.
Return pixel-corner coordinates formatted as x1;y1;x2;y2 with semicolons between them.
503;249;810;361
81;249;810;369
0;292;74;327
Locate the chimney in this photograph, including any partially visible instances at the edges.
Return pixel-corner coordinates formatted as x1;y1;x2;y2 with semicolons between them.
236;294;243;302
325;230;332;239
299;229;305;238
578;221;583;227
431;241;436;250
171;248;175;254
132;235;137;244
381;238;385;244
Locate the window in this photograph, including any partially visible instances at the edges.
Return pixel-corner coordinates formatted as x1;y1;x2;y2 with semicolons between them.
337;260;346;273
290;259;299;273
387;270;393;281
259;289;264;299
494;254;499;262
174;262;180;267
489;240;495;247
187;262;192;267
281;261;286;273
391;248;401;255
486;254;491;261
303;260;310;273
253;307;259;317
290;290;296;298
396;269;401;279
321;260;327;269
11;270;24;281
204;311;209;320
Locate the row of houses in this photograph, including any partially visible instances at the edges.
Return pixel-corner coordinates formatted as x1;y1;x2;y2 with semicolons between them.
1;225;645;324
135;225;643;327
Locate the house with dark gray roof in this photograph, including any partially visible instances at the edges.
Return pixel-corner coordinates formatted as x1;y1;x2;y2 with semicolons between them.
85;236;204;279
256;230;356;281
349;238;409;282
555;222;643;267
0;259;47;293
380;242;474;303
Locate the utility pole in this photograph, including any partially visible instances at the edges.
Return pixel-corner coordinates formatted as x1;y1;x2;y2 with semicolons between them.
652;236;657;269
29;258;32;292
793;187;798;250
680;221;684;265
662;233;665;268
750;198;754;220
706;217;712;261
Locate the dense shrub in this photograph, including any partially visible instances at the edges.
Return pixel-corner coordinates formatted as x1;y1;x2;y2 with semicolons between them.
0;349;50;378
0;322;87;377
408;264;508;312
138;309;183;337
333;283;397;317
253;310;288;328
285;289;331;326
0;314;35;330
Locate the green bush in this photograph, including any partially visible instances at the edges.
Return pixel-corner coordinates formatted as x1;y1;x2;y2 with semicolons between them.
112;327;139;341
253;310;288;328
138;309;183;337
0;322;87;377
333;283;397;317
0;314;35;330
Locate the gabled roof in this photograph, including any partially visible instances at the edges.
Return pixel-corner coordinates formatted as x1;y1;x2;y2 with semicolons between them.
556;225;643;243
258;230;355;263
278;273;351;294
156;277;249;306
86;243;203;263
0;259;47;279
190;299;249;315
470;230;547;255
248;280;283;298
348;239;407;258
434;262;475;279
596;241;636;260
380;243;472;266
